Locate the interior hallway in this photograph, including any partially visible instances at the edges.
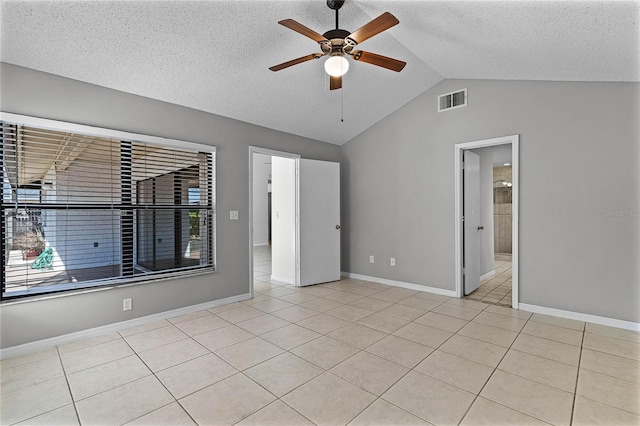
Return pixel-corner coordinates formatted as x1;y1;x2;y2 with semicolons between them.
465;256;513;307
252;245;272;284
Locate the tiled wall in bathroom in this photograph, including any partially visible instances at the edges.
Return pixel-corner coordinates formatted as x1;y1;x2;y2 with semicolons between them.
493;166;512;254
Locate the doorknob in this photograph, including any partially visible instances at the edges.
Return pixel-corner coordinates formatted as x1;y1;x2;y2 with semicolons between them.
336;225;341;230
477;226;484;231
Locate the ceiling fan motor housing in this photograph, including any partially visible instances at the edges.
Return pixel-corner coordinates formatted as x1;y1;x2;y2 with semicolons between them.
321;29;356;55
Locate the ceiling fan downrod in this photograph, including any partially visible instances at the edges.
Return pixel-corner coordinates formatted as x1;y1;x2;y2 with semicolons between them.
323;0;353;56
327;0;345;29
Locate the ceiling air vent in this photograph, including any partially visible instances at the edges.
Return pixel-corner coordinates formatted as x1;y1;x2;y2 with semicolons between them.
438;88;467;112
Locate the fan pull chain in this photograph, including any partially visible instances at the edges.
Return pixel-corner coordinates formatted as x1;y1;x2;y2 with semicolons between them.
341;85;344;122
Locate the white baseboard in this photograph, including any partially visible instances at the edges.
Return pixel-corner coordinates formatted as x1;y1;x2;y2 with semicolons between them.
341;272;457;298
270;275;294;285
480;270;496;281
0;293;252;360
519;303;640;332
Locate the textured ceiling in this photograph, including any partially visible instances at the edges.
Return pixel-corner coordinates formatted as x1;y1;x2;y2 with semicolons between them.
1;1;638;145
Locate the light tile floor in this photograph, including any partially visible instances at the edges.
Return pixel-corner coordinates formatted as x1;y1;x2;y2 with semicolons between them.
465;258;513;306
0;248;638;425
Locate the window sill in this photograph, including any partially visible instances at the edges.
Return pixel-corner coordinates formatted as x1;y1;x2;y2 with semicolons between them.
0;268;216;306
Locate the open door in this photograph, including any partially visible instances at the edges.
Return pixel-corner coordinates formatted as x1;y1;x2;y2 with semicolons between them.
298;159;340;286
463;150;481;295
454;135;518;305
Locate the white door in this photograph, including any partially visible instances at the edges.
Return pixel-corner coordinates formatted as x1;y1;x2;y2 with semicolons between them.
298;159;340;286
463;150;481;295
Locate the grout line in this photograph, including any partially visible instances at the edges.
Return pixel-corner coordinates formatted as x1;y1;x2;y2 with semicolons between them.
248;274;449;424
124;331;202;425
379;304;501;423
56;346;82;425
570;323;586;425
458;313;547;424
324;344;418;423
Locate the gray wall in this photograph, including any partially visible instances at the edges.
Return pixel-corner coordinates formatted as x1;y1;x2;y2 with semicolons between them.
0;63;341;348
341;79;639;323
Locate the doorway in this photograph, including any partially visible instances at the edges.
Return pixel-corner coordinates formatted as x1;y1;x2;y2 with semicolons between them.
250;152;274;288
249;148;341;296
454;135;519;309
249;148;300;296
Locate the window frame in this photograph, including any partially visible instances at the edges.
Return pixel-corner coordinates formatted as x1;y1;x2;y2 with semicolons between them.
0;112;217;301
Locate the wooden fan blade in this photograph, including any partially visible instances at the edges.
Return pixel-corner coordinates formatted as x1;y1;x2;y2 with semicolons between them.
269;54;321;72
330;75;342;90
279;19;329;43
347;12;399;45
352;50;406;72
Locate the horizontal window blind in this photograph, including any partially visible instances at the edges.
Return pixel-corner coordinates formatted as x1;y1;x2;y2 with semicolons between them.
1;122;215;299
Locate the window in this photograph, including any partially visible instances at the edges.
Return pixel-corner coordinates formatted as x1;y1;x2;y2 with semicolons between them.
1;117;215;299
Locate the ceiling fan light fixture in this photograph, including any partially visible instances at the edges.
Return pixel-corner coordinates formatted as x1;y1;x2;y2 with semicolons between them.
324;55;349;77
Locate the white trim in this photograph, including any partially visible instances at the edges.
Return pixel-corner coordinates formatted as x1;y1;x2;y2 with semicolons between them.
295;159;301;287
519;303;640;332
0;293;251;360
341;272;457;297
253;243;269;247
0;112;216;154
510;139;519;309
480;270;496;281
454;134;519;309
248;147;301;297
249;147;300;159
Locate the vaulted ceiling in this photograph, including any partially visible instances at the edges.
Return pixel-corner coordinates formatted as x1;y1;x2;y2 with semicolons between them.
1;1;638;145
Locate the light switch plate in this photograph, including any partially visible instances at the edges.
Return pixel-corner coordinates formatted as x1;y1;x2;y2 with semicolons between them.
230;211;239;220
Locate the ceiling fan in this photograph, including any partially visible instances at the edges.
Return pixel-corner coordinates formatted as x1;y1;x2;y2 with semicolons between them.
269;0;406;90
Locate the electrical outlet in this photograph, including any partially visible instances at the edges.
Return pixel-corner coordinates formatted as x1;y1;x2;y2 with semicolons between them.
369;255;375;264
390;257;396;266
123;298;132;311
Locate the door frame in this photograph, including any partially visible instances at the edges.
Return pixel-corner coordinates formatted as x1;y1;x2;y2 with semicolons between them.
454;135;519;308
249;147;301;297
